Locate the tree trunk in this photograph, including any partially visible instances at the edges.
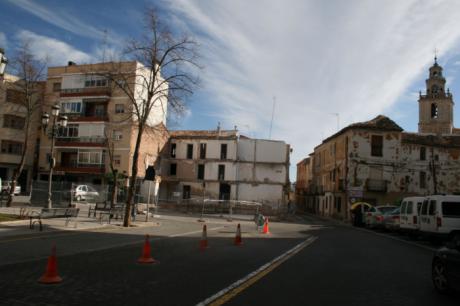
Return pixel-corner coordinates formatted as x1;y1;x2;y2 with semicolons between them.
110;176;117;208
6;121;30;207
123;125;144;227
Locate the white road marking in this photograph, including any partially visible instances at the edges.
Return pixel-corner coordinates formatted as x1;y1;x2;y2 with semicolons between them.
196;236;317;306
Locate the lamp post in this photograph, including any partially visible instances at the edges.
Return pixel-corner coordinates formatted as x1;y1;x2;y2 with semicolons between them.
0;48;8;79
42;104;68;208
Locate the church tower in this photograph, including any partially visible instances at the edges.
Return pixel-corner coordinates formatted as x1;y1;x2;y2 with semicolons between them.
418;57;454;134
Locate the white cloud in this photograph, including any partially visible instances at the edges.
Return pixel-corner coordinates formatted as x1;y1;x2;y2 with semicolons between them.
17;30;92;66
6;0;121;46
165;0;460;175
0;32;7;49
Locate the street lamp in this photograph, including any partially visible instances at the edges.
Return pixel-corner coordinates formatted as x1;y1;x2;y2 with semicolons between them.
42;104;68;208
0;48;8;77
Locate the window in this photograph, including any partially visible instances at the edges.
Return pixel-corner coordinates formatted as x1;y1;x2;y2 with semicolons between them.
59;124;78;138
115;104;125;114
442;202;460;217
420;147;426;160
112;130;122;141
371;135;383;157
170;163;177;176
78;150;103;165
61;102;82;114
417;202;423;214
5;89;23;104
420;171;426;189
337;197;341;213
218;164;225;180
221;144;227;159
431;103;438;118
113;155;121;166
1;140;23;155
53;82;61;92
401;201;407;214
85;78;108;88
187;144;193;159
3;115;25;129
198;164;205;180
199;143;207;159
406;202;413;214
428;200;436;216
421;200;428;215
170;143;176;158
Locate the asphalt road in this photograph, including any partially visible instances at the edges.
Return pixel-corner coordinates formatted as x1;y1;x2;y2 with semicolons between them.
0;214;458;306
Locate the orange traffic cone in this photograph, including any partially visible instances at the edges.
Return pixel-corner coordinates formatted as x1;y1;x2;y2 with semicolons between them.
138;234;158;264
262;217;270;234
38;245;62;284
234;223;243;246
200;224;208;251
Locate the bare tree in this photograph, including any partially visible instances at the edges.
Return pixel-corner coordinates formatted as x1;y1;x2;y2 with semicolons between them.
99;8;199;226
1;43;46;206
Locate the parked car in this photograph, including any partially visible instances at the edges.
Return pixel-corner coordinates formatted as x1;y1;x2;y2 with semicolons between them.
72;185;99;202
383;207;401;231
420;195;460;240
400;196;425;234
432;233;460;293
365;205;398;228
1;181;21;195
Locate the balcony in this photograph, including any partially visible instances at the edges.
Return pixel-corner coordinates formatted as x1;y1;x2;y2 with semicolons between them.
55;137;106;147
60;87;111;98
55;162;105;174
366;179;387;192
64;101;109;122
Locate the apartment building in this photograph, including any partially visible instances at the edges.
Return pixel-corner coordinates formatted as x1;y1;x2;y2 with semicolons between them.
296;58;460;220
38;61;168;185
158;129;291;210
0;73;43;192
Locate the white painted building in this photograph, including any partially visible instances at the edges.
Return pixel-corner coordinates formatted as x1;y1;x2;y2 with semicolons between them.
158;129;291;211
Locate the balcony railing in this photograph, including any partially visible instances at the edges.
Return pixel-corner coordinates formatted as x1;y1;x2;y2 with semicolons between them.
55;162;105;174
366;179;387;192
60;87;111;97
56;136;106;143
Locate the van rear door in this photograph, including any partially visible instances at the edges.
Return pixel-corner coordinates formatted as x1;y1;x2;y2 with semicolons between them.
441;201;460;232
400;201;407;227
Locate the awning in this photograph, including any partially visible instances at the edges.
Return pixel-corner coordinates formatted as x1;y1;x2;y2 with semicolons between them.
350;202;373;210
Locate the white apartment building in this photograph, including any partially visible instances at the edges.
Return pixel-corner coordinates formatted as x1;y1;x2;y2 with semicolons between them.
159;129;291;210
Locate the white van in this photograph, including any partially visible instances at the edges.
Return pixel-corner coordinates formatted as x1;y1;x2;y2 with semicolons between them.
419;195;460;240
399;197;425;233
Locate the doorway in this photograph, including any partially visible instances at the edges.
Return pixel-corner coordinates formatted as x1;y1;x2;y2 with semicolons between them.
183;185;191;199
219;183;230;200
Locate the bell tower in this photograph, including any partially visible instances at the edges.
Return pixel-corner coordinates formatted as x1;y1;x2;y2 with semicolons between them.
418;57;454;134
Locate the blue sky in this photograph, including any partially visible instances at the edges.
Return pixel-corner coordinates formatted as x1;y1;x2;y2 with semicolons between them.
3;0;460;180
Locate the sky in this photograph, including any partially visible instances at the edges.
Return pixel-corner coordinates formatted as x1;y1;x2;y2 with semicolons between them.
3;0;460;180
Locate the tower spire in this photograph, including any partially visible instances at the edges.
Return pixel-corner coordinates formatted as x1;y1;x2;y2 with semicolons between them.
434;48;438;64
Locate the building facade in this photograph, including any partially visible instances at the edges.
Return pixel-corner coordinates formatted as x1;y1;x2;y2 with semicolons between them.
296;59;460;220
0;74;43;192
38;61;168;186
158;129;291;211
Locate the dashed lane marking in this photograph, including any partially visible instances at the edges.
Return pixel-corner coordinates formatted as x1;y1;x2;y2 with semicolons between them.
196;236;317;306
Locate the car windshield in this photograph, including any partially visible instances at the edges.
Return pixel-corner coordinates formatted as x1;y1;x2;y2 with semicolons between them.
378;206;397;214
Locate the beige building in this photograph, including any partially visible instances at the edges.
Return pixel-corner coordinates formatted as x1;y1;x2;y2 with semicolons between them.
159;129;291;211
0;73;43;192
38;61;168;186
296;59;460;220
